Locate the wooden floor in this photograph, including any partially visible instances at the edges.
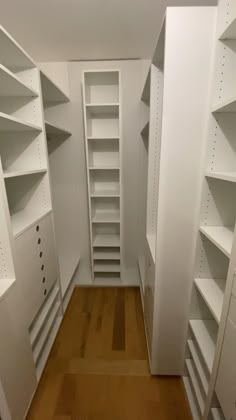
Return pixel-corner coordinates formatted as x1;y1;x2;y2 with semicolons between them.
27;287;192;420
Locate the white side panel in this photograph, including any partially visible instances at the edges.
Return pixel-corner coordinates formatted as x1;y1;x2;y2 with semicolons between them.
152;7;217;374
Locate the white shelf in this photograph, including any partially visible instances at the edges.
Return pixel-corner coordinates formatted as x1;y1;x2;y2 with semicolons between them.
212;95;236;113
0;25;35;69
0;278;15;303
146;233;156;263
199;226;233;258
94;263;120;273
0;112;42;132
206;171;236;183
219;17;236;40
141;120;149;137
45;120;71;137
186;359;205;415
30;286;60;347
211;407;225;420
33;301;60;363
86;103;119;115
4;169;47;179
93;250;120;260
36;316;62;380
194;278;224;324
87;136;119;141
189;320;217;373
93;234;120;247
40;70;69;104
94;273;121;284
11;208;52;238
92;211;120;223
187;340;208;395
183;377;200;420
0;64;38;97
89;166;120;170
90;189;120;197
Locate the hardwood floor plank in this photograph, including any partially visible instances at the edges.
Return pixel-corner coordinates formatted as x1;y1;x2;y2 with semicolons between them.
112;288;125;351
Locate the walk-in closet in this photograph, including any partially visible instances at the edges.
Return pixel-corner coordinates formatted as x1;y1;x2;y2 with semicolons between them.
0;0;236;419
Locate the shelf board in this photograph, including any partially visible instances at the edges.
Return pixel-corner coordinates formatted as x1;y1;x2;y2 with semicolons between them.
0;278;15;303
146;233;156;263
93;274;121;285
187;340;208;395
0;25;35;69
0;64;38;97
211;407;225;420
141;70;150;104
45;120;71;137
93;234;120;247
189;320;217;373
206;171;236;183
12;208;52;238
40;70;70;104
0;112;42;132
89;166;120;170
194;278;224;324
183;377;200;420
86;103;119;115
199;225;233;258
186;359;204;415
219;17;236;40
93;251;120;260
94;264;120;273
92;211;120;223
30;286;60;347
4;168;47;179
87;136;119;141
90;189;120;198
141;120;149;138
212;95;236;113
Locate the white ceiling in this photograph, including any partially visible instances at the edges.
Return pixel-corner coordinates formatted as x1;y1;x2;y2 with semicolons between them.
1;0;217;62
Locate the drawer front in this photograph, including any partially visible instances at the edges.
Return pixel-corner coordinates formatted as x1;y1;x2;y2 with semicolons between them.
216;316;236;419
37;214;58;293
15;225;44;324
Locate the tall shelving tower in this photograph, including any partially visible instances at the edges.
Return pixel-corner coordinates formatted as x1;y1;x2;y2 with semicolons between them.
183;1;236;418
82;70;122;284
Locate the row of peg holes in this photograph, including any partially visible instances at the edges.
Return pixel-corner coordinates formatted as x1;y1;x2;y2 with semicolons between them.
36;224;47;296
151;79;161;233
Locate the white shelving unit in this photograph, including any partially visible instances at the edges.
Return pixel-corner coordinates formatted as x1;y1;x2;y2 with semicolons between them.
183;1;236;418
82;70;122;284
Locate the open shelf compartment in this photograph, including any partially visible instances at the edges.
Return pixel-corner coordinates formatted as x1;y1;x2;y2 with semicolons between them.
84;71;119;105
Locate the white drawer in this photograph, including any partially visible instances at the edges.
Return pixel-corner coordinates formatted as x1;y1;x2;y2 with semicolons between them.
216;315;236;420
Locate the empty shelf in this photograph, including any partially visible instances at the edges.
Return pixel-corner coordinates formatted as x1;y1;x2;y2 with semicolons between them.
0;278;15;302
93;234;120;247
187;340;208;395
0;64;38;97
146;233;156;263
183;377;200;420
219;17;236;40
30;286;60;346
89;166;120;170
186;359;204;415
0;112;41;132
212;95;236;113
194;278;224;324
11;208;52;238
94;263;120;273
206;171;236;183
199;226;233;258
141;120;149;137
40;70;69;104
94;272;121;284
87;136;119;141
45;120;71;137
189;320;217;373
0;25;35;69
211;407;225;420
90;189;120;197
93;250;120;260
4;169;47;179
92;212;120;223
86;103;119;115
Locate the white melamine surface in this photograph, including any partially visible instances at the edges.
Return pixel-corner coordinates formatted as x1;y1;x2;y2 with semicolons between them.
93;234;120;247
194;278;225;324
0;64;38;96
189;319;217;373
186;359;204;415
212;95;236;113
41;70;69;104
187;339;208;395
0;112;41;132
206;171;236;183
93;250;120;260
0;25;35;69
211;407;225;420
0;278;15;302
183;377;200;420
45;120;71;137
3;169;47;179
199;226;233;258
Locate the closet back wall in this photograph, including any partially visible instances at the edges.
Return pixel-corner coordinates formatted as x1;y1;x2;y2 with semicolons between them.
40;60;150;284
